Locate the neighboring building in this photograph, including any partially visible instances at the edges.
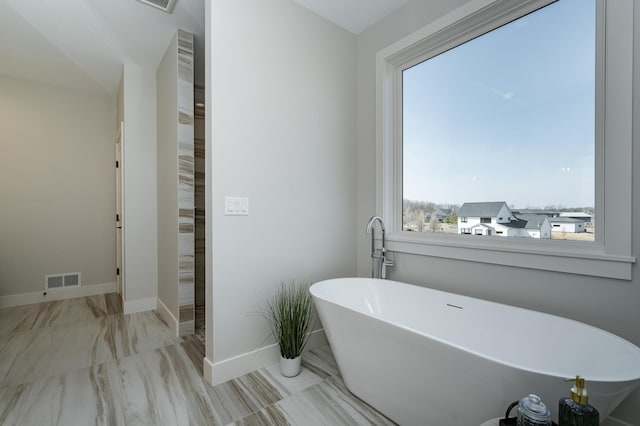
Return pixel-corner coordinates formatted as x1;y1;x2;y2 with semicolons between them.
434;208;452;222
559;211;593;225
511;209;560;218
549;217;587;233
457;202;551;239
514;214;552;239
457;202;514;236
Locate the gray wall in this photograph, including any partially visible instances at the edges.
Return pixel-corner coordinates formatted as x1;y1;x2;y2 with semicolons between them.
355;1;640;422
119;64;159;312
0;74;115;297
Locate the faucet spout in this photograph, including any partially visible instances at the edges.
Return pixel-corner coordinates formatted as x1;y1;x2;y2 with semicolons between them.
365;215;392;279
366;215;385;234
366;215;385;250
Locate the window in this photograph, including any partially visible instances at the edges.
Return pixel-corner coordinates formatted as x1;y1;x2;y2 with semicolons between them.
460;217;468;223
376;0;634;279
402;0;594;242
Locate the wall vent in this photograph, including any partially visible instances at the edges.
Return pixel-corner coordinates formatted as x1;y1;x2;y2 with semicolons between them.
135;0;177;14
45;273;81;291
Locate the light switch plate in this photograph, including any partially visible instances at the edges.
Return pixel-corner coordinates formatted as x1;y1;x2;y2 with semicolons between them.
225;196;249;216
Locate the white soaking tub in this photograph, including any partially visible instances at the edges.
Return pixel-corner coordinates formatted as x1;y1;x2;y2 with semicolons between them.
310;277;640;425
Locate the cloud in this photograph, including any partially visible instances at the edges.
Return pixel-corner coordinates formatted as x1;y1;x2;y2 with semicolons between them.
481;85;518;102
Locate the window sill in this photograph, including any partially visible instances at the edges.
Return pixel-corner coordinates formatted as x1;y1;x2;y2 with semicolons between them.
386;232;635;280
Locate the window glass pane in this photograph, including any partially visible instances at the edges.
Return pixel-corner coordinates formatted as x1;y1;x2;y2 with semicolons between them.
402;0;595;241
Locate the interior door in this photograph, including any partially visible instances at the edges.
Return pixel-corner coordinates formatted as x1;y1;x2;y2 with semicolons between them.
116;121;125;301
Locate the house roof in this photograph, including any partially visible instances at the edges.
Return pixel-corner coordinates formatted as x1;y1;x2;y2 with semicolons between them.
559;212;593;219
471;223;495;230
549;217;585;224
514;214;550;230
512;209;559;217
435;208;452;217
503;219;527;229
458;202;509;218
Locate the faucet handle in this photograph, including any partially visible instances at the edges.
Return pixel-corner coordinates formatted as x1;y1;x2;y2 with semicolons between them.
383;252;395;267
380;253;395;279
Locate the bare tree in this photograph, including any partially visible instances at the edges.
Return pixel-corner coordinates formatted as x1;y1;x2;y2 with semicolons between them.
429;216;440;232
417;209;426;232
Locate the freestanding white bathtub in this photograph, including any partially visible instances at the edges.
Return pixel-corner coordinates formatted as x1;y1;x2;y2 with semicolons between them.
310;278;640;425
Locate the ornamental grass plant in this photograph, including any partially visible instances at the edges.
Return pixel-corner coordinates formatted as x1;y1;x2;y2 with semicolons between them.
266;282;314;359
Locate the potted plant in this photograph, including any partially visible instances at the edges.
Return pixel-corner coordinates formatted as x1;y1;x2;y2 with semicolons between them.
266;281;314;377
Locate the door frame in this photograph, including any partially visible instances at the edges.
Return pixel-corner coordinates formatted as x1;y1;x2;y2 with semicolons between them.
116;121;125;302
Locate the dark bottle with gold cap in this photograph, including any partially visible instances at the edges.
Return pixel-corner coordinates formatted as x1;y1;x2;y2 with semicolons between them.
558;376;599;426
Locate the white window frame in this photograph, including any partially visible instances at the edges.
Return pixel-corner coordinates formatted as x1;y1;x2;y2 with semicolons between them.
375;0;635;279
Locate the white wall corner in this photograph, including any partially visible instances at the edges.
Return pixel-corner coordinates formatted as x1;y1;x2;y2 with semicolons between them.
123;297;157;314
208;329;327;386
0;281;117;309
203;356;214;387
156;297;180;337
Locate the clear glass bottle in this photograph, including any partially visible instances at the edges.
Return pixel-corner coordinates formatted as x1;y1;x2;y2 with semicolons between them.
517;394;552;426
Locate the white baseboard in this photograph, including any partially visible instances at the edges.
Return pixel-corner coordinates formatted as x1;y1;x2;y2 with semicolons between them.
123;297;157;314
206;329;328;386
0;282;117;309
156;298;179;337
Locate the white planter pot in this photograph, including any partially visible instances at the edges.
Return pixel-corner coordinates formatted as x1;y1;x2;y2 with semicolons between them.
280;355;302;377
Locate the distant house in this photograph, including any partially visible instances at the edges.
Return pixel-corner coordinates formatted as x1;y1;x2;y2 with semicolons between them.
457;201;551;238
457;202;515;236
434;208;452;222
514;214;552;239
559;211;593;225
549;217;586;233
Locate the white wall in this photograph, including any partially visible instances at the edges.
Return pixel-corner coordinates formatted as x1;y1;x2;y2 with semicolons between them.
355;0;470;278
207;0;356;383
356;1;640;423
156;34;180;327
120;64;159;313
0;74;115;299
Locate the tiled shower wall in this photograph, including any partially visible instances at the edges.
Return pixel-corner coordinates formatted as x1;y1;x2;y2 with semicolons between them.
177;29;195;336
194;85;205;331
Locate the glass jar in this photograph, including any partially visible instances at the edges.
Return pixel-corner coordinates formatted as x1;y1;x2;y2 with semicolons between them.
517;394;552;426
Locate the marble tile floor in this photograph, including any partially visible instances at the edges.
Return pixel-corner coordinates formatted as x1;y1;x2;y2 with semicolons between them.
194;302;205;346
0;294;395;426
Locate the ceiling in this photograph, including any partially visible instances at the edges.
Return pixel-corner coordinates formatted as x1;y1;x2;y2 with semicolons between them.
0;0;407;96
292;0;409;35
0;0;205;96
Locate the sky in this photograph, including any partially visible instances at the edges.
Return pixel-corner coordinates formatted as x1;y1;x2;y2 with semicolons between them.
403;0;595;209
